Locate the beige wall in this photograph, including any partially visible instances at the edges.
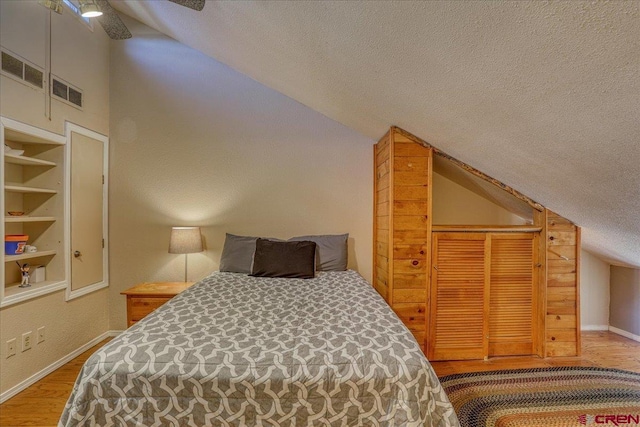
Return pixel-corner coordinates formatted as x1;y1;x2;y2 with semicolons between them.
0;289;108;391
610;266;640;337
580;249;610;330
0;1;110;394
108;19;374;330
0;0;109;136
432;172;527;225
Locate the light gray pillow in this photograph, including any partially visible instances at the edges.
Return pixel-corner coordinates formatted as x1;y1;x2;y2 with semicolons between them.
219;233;258;273
289;234;348;271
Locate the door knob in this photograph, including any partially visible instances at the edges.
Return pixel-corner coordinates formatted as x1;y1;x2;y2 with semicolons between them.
74;250;82;258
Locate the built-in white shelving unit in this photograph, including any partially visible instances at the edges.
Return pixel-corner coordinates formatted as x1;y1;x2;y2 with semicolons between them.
1;117;67;308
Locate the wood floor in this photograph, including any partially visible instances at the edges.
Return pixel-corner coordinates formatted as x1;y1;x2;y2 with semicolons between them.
431;331;640;376
1;332;639;426
0;339;111;427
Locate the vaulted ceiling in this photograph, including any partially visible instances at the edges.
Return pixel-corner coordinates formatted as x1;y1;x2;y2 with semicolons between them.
112;0;640;268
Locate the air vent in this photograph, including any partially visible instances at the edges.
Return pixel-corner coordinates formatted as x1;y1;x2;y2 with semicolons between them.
52;79;67;99
24;64;44;87
1;49;44;89
51;76;83;109
1;52;22;78
68;87;82;107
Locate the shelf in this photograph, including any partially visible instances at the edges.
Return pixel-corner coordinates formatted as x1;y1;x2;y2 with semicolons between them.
5;216;57;223
4;153;57;167
1;280;67;308
1;118;70;308
432;225;542;233
4;185;57;194
4;250;57;262
2;119;66;146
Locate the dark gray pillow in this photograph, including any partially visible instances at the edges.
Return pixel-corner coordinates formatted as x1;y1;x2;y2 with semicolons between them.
288;233;348;271
219;233;258;273
250;239;316;279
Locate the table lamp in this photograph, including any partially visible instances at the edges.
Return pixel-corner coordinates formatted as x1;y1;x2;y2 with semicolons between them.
169;226;203;282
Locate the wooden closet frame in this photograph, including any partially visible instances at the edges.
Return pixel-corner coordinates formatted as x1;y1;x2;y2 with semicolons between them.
373;127;581;359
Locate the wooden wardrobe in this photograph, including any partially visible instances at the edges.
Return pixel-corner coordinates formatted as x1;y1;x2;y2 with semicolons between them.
373;127;581;360
430;231;537;360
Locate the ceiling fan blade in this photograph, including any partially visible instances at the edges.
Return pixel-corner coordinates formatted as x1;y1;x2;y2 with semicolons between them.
168;0;205;12
95;0;132;40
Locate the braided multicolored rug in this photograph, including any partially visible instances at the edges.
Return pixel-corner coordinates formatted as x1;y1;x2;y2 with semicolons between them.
440;367;640;427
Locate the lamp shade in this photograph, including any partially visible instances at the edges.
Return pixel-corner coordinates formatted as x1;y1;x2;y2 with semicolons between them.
169;227;203;254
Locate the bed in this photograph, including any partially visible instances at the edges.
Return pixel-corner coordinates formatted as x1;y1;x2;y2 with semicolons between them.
60;270;459;426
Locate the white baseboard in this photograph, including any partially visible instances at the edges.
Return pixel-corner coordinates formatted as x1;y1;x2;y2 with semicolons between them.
609;326;640;343
0;329;121;404
581;325;610;331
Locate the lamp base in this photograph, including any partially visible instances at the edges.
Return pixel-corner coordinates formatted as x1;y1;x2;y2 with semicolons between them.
184;253;188;282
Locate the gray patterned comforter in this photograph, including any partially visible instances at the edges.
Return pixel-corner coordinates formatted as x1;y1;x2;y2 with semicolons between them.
60;270;459;426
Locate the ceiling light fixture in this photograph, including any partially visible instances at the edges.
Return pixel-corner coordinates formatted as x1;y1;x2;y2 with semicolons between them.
80;0;103;18
38;0;63;14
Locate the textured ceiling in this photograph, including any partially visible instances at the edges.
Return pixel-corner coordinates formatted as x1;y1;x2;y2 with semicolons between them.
111;0;640;268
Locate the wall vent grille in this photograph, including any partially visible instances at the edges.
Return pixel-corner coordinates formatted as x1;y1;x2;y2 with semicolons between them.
1;49;44;89
51;76;83;109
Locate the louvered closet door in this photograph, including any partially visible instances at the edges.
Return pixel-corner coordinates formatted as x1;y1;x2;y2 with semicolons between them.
489;234;535;356
429;233;489;361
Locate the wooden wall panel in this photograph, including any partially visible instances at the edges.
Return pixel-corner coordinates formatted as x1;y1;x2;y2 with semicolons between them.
532;209;547;357
393;273;425;289
393;244;428;259
373;131;391;301
546;328;577;345
394;288;428;303
395;185;429;200
393;303;426;333
373;128;432;351
548;273;577;287
545;210;580;357
391;130;431;349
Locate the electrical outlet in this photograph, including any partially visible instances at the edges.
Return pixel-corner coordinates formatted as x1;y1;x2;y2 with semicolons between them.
22;331;32;352
6;338;16;358
37;326;45;344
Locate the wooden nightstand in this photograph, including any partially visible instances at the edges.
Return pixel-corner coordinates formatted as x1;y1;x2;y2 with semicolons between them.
121;282;195;327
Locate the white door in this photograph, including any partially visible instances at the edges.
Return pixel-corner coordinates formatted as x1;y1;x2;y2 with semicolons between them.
70;131;105;291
